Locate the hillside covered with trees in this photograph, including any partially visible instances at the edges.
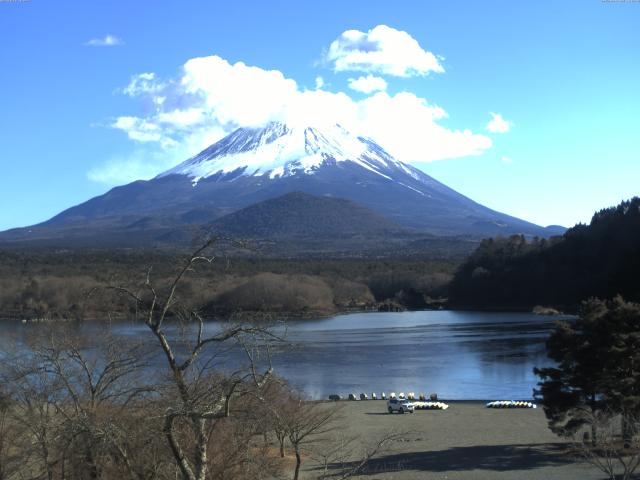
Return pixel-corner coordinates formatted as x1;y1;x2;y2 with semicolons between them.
449;197;640;311
0;251;456;320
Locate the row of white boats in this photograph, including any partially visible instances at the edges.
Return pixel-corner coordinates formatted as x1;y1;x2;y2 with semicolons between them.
329;393;537;410
335;392;437;402
485;400;537;409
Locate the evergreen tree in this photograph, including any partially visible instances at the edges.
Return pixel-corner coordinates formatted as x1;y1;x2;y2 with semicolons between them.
534;298;610;440
535;297;640;442
450;197;640;309
594;296;640;444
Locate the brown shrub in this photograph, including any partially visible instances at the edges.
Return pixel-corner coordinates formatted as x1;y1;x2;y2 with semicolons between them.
214;273;335;313
324;277;374;307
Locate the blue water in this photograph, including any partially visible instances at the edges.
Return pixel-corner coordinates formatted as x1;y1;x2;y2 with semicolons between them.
0;310;571;400
267;311;567;400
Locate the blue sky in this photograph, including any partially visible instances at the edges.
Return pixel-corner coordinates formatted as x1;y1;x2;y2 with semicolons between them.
1;0;638;231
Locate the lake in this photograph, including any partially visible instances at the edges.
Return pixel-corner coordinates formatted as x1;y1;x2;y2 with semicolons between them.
0;310;571;400
272;310;568;400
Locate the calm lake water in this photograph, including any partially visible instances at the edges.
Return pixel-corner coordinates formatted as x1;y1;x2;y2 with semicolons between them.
0;310;571;400
271;310;568;400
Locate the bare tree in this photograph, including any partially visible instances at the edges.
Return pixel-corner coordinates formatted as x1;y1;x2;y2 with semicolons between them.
44;334;151;479
0;336;68;480
0;390;24;480
104;238;278;480
202;411;283;480
6;360;63;480
0;327;162;480
310;430;409;480
284;398;341;480
574;409;640;480
310;432;359;479
250;366;397;480
250;377;292;459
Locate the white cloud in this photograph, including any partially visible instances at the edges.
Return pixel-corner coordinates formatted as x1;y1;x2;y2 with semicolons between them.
501;156;513;164
356;92;491;161
181;55;298;127
325;25;444;77
97;53;492;184
85;35;124;47
486;112;512;133
88;150;178;184
314;76;324;89
112;116;163;143
122;73;161;96
88;129;227;184
348;75;387;94
157;108;206;129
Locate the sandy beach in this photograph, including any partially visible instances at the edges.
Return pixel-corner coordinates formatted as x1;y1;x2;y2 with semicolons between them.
302;401;605;479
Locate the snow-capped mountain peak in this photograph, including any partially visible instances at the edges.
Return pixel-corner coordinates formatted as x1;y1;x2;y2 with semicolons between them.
159;122;421;185
7;121;554;246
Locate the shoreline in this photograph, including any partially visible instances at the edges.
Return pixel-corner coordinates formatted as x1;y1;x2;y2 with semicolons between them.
316;399;540;404
1;313;555;403
0;305;575;325
301;401;602;479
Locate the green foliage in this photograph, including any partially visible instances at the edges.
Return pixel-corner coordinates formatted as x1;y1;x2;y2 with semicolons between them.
535;296;640;437
450;197;640;310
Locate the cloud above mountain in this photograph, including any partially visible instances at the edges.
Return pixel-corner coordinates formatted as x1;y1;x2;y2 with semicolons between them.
348;75;388;93
325;25;444;77
97;25;498;184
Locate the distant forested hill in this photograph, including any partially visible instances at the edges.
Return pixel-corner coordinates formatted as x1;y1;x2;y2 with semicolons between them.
449;197;640;310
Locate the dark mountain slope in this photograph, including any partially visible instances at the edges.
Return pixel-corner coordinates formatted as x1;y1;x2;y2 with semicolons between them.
449;197;640;310
0;122;561;250
211;191;404;238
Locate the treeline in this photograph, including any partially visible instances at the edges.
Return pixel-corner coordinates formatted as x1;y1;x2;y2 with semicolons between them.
0;250;457;320
449;197;640;310
0;241;401;480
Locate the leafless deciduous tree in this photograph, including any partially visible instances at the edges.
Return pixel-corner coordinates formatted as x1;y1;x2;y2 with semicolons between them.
282;398;341;480
0;389;24;480
310;429;410;480
104;238;279;480
40;334;152;479
3;349;65;480
574;410;640;480
0;327;167;480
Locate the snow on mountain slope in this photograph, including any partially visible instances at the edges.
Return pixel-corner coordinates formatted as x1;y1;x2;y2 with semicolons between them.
0;119;559;248
159;122;425;188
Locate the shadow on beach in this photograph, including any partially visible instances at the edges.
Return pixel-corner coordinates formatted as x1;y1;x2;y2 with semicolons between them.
325;443;575;475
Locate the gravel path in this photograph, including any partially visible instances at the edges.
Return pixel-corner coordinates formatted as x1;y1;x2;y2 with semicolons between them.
302;401;606;480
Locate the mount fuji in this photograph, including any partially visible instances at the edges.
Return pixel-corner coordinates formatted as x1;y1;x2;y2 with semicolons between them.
0;122;563;251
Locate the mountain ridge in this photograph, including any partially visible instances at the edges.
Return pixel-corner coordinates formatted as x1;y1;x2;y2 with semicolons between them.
158;122;423;186
0;121;564;250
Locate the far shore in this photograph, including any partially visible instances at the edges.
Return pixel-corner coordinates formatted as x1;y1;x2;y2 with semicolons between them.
0;304;576;325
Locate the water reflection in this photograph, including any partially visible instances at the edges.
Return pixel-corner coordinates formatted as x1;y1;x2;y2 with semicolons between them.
0;311;572;400
268;311;567;400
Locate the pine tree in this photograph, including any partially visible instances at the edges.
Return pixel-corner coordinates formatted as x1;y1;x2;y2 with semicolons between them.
535;297;640;443
596;296;640;445
534;298;609;441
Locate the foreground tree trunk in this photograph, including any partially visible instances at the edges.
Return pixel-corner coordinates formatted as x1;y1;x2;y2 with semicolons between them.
622;412;633;448
106;238;276;480
293;446;301;480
